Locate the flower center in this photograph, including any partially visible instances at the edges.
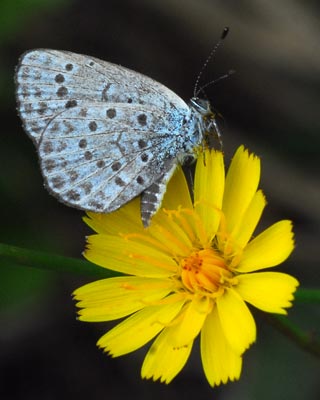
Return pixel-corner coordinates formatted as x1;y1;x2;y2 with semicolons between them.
180;248;233;295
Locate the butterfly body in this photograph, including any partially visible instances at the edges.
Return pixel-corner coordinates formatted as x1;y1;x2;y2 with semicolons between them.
15;49;218;226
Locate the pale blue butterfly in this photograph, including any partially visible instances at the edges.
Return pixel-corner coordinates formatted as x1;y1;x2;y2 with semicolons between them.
15;28;229;226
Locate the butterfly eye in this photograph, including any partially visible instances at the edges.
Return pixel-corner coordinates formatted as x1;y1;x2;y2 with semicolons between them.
190;98;211;115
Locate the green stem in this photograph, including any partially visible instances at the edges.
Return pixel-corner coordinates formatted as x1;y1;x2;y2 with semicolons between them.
0;242;117;279
294;288;320;303
265;314;320;358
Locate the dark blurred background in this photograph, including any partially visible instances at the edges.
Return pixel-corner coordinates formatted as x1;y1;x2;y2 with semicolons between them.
0;0;319;399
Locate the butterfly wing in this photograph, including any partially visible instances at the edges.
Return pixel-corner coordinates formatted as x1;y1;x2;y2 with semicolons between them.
15;49;194;225
15;49;189;144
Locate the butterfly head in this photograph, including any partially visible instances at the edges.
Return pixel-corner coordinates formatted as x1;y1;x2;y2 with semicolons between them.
189;97;222;149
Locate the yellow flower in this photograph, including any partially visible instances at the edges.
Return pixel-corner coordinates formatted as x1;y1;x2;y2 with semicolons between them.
73;146;299;387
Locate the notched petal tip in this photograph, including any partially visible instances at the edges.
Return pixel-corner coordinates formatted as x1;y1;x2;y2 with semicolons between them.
236;272;299;314
217;289;256;354
238;220;295;272
201;308;242;387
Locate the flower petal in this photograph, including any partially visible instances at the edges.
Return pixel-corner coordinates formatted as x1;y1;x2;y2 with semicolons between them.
194;149;225;241
73;277;174;321
231;190;266;249
222;146;261;234
97;295;185;356
84;197;142;235
169;296;211;347
85;235;177;277
216;288;256;354
238;220;294;272
161;165;192;210
141;325;192;384
235;272;299;314
201;307;242;387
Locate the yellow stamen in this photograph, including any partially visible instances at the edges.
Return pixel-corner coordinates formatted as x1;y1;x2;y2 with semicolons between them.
121;232;171;254
163;207;197;243
180;207;209;247
155;223;191;255
127;252;175;272
179;248;233;295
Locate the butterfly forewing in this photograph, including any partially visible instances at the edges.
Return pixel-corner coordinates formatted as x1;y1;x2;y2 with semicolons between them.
15;49;189;143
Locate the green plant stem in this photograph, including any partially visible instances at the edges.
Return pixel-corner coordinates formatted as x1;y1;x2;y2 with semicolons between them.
0;242;117;279
265;314;320;358
294;288;320;303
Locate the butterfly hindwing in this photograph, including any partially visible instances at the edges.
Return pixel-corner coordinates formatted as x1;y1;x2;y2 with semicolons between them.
38;102;187;213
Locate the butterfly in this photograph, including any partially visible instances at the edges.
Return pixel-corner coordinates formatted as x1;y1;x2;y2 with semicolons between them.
15;30;228;227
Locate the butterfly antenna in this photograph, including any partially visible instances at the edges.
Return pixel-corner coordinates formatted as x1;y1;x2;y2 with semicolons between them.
195;69;235;97
193;27;229;98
